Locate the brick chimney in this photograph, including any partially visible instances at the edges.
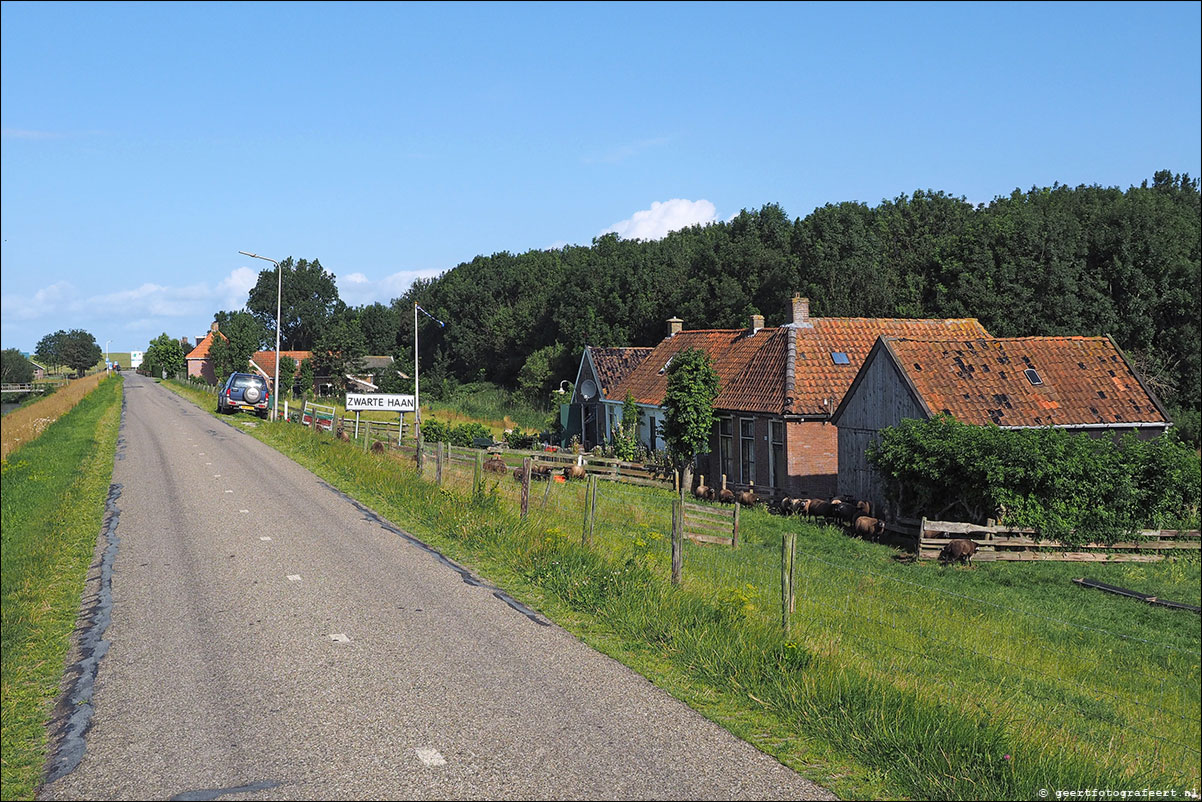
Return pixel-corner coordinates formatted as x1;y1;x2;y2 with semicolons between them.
211;321;220;332
749;313;764;334
791;294;812;328
667;317;683;337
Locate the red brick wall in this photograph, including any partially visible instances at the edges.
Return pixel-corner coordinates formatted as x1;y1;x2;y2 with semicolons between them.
785;419;838;498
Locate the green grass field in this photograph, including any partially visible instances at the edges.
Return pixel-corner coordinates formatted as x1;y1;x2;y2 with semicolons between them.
163;378;1202;800
1;375;122;801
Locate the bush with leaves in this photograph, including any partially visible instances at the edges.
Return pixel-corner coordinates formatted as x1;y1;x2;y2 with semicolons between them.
867;416;1200;547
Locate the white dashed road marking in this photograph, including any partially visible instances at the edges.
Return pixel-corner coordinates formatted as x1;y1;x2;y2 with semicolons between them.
260;536;272;541
329;633;350;642
415;748;446;767
240;509;249;513
287;575;302;582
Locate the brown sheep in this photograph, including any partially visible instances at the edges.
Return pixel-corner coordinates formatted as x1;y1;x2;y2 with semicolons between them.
694;475;711;501
940;538;980;565
851;515;886;540
371;441;387;454
717;474;734;504
483;455;508;473
564;464;588;481
336;428;350;442
737;483;758;507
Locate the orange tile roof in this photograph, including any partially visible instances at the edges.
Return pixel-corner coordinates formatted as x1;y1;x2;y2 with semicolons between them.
612;317;989;416
588;347;653;398
881;337;1168;427
788;317;990;415
250;350;311;380
185;329;226;360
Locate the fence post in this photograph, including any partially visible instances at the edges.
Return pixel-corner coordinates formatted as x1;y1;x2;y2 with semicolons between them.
435;441;444;486
671;497;683;585
582;475;593;547
589;474;598;542
473;450;483;496
917;516;928;560
520;457;532;519
732;501;741;548
788;531;796;614
541;470;553;508
781;531;794;636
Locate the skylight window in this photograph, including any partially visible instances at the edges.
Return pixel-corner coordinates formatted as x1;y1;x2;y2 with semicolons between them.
831;352;850;366
1024;368;1043;386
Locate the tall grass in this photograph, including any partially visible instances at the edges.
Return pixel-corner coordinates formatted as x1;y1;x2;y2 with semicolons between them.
1;374;106;462
163;380;1201;799
1;375;122;801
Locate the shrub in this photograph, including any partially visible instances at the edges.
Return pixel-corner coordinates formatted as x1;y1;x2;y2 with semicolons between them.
867;416;1201;546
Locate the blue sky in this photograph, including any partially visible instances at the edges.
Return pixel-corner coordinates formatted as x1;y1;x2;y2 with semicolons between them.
2;1;1199;353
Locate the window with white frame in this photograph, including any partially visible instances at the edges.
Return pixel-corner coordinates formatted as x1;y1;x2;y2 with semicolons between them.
739;418;756;485
719;417;734;482
769;419;785;489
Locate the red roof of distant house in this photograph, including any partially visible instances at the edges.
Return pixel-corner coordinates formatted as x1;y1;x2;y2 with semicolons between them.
587;347;653;399
612;317;990;416
185;329;226;361
872;336;1168;428
249;350;311;380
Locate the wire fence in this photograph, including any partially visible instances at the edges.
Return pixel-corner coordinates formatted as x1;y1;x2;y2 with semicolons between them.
299;424;1202;783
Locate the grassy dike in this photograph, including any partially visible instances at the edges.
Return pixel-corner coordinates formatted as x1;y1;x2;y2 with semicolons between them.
1;375;122;801
162;379;1196;800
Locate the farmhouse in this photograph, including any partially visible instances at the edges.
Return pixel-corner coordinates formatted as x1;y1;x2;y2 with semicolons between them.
830;335;1171;515
570;346;654;448
594;296;989;498
185;323;225;384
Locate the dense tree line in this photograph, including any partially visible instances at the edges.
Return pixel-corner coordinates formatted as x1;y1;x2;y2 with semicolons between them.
385;171;1198;425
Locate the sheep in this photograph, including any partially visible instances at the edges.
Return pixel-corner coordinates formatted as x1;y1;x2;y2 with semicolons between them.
717;474;735;504
775;496;795;515
694;475;712;501
939;538;980;565
564;463;588;481
335;428;350;442
371;441;387;454
809;500;835;520
795;498;821;518
851;515;886;540
483;455;508;473
737;483;758;507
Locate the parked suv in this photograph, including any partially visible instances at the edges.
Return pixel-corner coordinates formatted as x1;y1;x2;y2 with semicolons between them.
218;372;270;419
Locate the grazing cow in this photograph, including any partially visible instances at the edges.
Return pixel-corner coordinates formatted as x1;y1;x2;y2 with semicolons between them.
940;538;980;565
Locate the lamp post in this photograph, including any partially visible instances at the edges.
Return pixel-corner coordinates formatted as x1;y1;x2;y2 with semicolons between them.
105;339;111;370
239;251;282;421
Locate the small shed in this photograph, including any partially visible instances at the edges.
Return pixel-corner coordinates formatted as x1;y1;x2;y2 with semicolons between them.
831;335;1172;516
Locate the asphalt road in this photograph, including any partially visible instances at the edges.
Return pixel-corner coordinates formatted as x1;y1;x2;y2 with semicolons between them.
39;374;835;801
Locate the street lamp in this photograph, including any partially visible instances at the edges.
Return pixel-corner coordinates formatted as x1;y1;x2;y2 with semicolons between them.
239;251;282;421
105;339;111;370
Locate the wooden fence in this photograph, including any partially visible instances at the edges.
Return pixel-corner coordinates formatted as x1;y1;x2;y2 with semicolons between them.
893;517;1202;563
680;500;740;547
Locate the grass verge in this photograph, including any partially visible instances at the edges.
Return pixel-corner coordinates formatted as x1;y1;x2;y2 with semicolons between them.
163;379;1201;799
0;375;122;801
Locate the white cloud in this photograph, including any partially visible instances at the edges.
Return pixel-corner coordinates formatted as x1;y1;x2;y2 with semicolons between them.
600;199;719;241
1;281;77;320
335;269;443;307
216;267;257;310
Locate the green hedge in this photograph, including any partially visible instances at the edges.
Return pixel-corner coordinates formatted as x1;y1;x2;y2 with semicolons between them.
867;416;1201;547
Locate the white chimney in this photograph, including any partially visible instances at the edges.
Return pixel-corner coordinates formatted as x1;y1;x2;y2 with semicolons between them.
792;295;812;328
667;317;683;337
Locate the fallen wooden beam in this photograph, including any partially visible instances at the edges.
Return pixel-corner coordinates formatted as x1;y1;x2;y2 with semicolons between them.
1073;577;1201;613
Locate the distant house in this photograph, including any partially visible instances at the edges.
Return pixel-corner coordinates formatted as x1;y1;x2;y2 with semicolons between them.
570;346;654;447
830;335;1171;515
249;350;312;394
604;296;991;498
185;323;226;384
